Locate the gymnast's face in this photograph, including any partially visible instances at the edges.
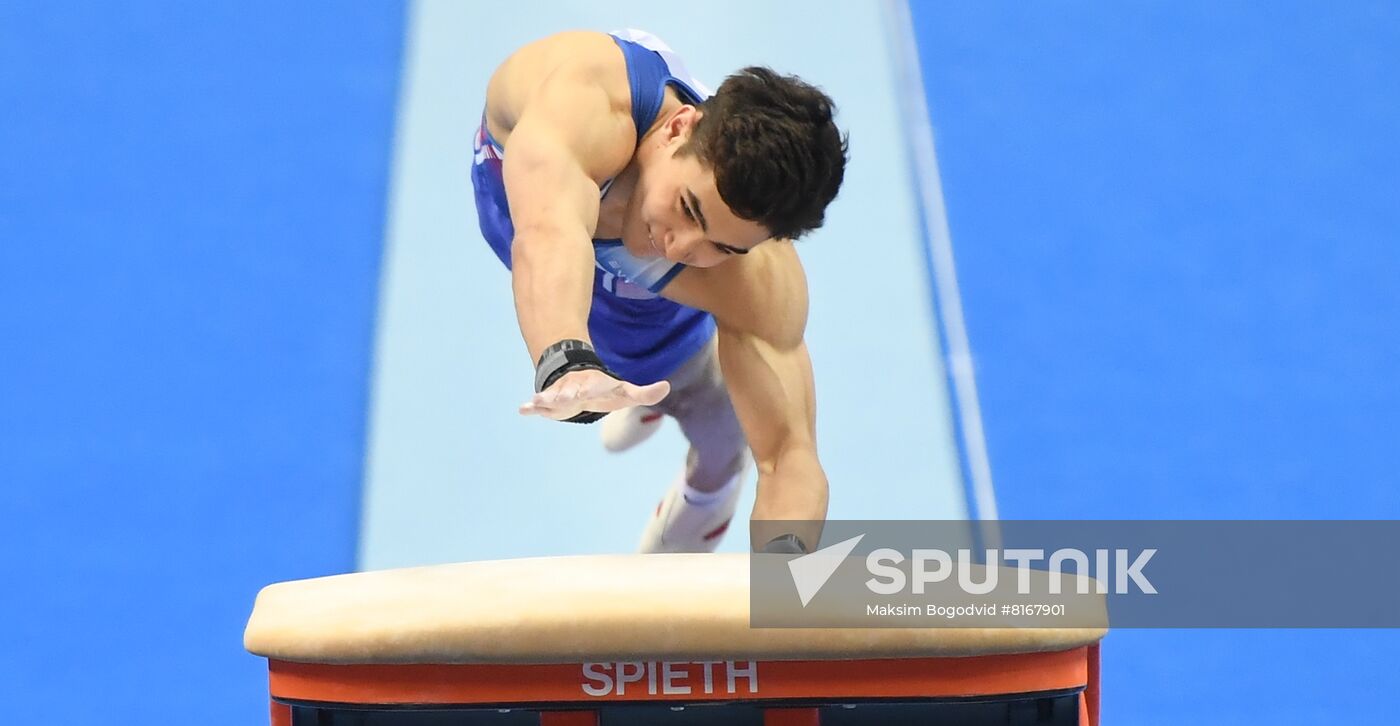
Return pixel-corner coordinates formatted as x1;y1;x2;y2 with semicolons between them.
624;106;770;268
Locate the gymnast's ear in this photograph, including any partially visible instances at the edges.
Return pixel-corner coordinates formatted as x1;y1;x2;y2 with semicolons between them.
661;104;702;146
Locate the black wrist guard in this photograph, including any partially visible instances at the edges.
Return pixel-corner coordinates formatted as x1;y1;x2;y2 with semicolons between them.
761;534;810;555
533;339;616;424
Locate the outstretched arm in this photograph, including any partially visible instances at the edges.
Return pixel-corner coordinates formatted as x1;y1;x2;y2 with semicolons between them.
717;323;829;551
500;69;669;418
667;243;828;550
500;78;615;363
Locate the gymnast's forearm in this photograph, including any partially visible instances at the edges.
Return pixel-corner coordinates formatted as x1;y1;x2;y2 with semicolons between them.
510;227;596;364
498;105;606;365
751;441;829;550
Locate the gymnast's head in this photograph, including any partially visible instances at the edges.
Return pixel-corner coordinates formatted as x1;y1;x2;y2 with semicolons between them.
630;67;849;268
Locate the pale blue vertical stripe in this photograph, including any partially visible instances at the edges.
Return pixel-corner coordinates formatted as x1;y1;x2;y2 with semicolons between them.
361;0;968;569
884;0;1001;550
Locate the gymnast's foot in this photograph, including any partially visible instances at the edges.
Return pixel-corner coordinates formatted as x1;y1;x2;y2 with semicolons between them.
601;406;665;452
638;465;746;553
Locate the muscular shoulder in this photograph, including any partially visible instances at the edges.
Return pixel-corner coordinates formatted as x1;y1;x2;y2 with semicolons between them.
485;31;636;181
663;243;810;347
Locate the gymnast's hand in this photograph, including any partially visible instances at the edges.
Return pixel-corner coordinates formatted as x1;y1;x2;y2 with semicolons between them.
519;368;670;420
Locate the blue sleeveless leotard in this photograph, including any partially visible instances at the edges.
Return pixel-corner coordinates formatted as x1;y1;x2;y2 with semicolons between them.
470;29;715;385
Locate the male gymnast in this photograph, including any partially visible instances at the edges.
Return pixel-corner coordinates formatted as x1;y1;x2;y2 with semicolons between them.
471;29;847;554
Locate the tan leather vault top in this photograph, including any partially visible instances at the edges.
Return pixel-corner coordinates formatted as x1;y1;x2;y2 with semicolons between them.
244;553;1106;664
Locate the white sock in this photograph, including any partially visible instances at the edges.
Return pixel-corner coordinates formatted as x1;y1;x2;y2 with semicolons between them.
680;471;739;506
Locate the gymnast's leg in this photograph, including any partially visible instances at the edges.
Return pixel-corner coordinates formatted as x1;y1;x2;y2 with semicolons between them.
637;335;749;553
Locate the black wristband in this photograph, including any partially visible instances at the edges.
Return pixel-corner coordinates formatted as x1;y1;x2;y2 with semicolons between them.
534;339;609;391
533;339;617;424
761;534;810;555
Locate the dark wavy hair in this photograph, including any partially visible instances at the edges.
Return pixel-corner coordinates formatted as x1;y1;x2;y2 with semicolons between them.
678;67;849;240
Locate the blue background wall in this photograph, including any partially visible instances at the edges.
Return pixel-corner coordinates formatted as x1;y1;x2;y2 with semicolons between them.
909;1;1400;722
0;3;404;722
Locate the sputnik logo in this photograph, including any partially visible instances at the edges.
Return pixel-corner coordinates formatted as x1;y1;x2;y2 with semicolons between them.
786;534;865;607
